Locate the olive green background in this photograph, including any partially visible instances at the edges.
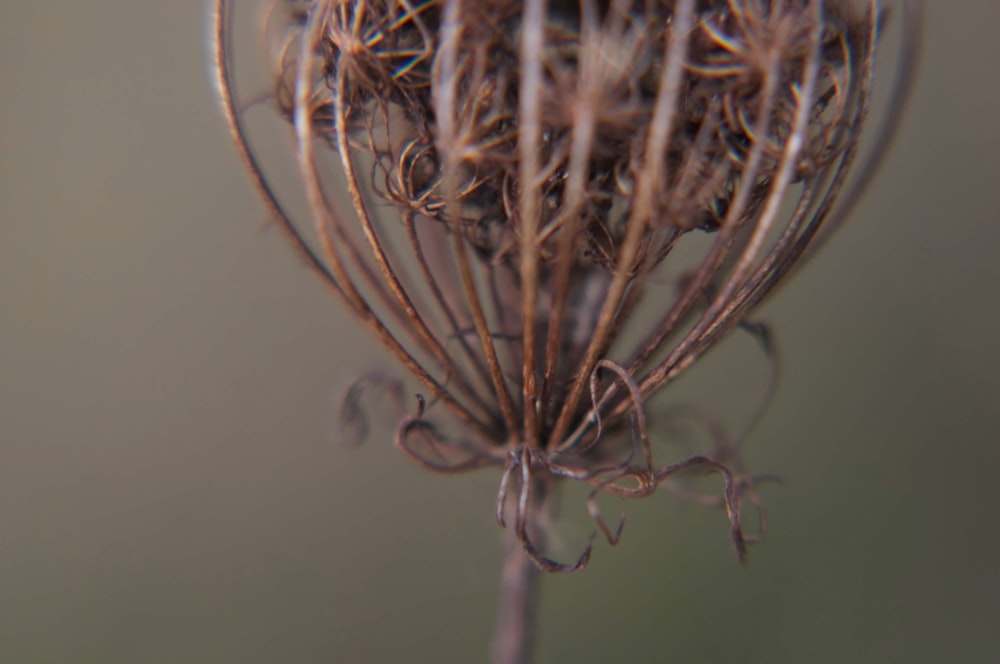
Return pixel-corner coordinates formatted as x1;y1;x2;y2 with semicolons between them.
2;3;998;662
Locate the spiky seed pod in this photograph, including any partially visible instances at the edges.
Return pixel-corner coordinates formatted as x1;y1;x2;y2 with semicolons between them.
214;0;921;573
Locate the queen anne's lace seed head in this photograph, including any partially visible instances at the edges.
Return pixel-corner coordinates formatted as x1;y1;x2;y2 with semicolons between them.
214;0;922;572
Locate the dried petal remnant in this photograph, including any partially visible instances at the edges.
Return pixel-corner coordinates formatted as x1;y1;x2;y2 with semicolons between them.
214;0;921;571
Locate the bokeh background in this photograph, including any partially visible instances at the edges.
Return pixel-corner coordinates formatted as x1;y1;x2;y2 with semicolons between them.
2;3;998;662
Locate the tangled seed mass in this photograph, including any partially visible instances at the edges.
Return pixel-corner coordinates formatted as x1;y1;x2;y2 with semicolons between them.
281;1;862;259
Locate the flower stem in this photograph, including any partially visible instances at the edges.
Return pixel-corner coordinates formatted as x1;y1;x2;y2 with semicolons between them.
491;483;548;664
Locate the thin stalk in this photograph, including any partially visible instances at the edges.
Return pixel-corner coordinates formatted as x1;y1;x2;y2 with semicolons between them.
491;481;548;664
517;0;546;448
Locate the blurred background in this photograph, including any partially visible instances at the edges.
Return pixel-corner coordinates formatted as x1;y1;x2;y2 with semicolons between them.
1;3;998;662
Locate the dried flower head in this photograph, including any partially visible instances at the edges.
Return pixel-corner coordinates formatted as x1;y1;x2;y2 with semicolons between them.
213;0;921;573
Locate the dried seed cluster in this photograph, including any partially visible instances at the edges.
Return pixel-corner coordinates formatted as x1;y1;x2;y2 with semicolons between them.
215;0;919;571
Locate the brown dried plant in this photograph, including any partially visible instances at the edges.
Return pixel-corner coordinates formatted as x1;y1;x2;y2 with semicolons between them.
213;1;921;661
